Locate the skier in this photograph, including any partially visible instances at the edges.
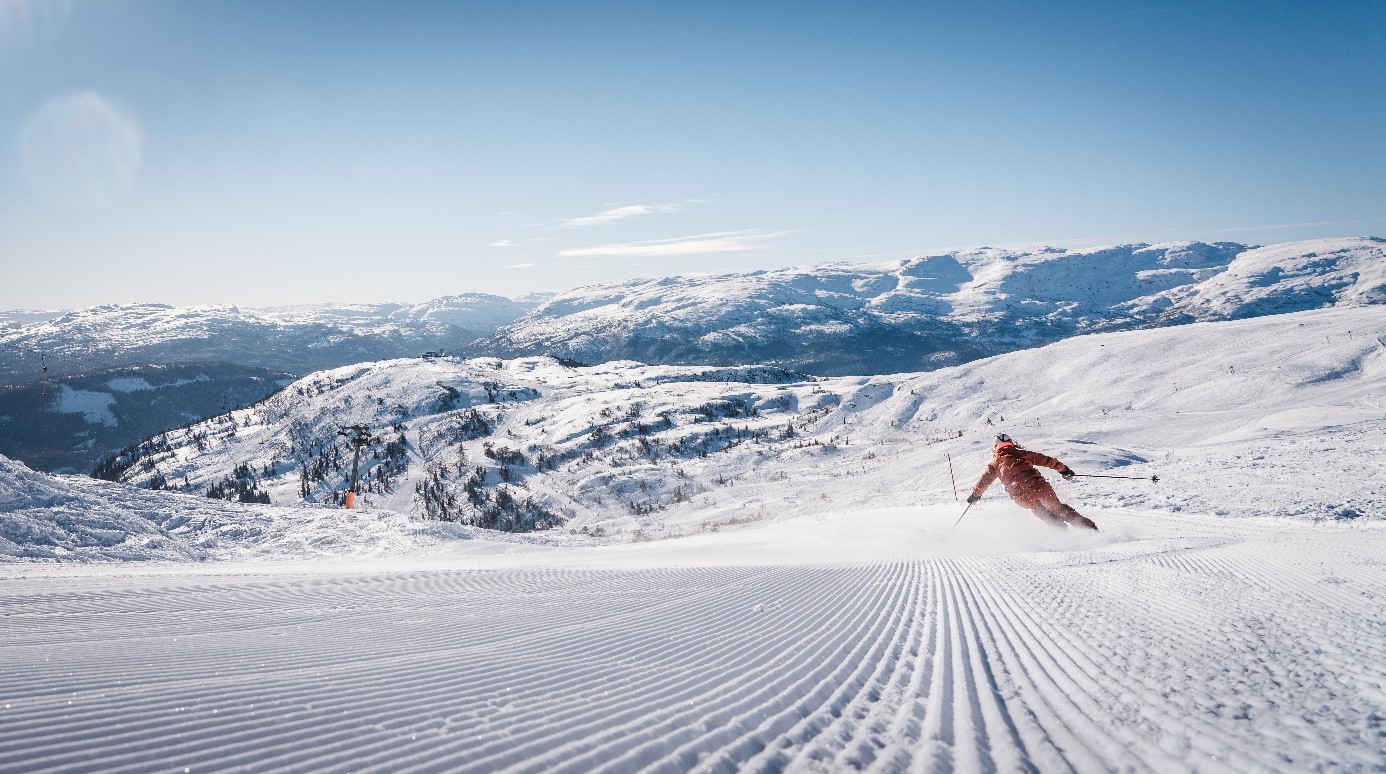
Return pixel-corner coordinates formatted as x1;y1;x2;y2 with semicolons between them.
967;434;1097;530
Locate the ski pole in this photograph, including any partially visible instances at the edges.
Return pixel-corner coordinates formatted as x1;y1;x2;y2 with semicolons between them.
946;454;958;501
1073;473;1160;483
944;501;973;538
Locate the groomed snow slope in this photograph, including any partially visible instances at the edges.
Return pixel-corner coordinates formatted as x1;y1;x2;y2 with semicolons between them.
0;511;1382;771
1;306;1384;771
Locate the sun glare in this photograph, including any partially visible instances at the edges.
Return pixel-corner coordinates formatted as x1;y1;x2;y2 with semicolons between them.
19;91;146;211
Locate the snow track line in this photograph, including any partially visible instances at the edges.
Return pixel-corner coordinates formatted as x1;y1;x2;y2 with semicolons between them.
0;568;781;771
863;569;936;773
789;562;927;771
2;568;726;715
409;566;864;770
986;535;1384;770
196;571;803;771
396;563;898;774
2;565;900;773
965;557;1211;772
937;557;1108;772
662;563;918;773
989;565;1287;769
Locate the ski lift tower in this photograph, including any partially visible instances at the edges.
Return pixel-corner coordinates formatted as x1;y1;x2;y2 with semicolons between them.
337;424;377;509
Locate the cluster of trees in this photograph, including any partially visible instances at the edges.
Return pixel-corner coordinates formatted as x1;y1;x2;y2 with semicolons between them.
668;424;772;457
692;397;759;422
206;462;271;504
93;407;244;483
415;459;561;530
93;432;174;481
292;428;411;500
419;409;491;456
363;432;410;494
298;442;345;498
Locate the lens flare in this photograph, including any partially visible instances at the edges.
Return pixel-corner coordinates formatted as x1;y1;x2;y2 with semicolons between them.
0;0;72;49
20;91;145;211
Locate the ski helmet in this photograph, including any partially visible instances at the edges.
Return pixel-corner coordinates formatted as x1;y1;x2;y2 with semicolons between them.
995;433;1014;446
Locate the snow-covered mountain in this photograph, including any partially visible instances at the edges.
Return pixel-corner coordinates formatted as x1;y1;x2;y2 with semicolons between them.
8;238;1378;388
96;304;1384;537
5;305;1383;770
253;293;540;336
472;237;1386;374
0;294;548;471
0;293;542;381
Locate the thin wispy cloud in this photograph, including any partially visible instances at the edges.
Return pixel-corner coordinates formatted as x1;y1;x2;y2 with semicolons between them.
491;239;515;247
558;230;789;258
558;203;681;228
1002;218;1380;252
505;262;538;269
1200;218;1376;235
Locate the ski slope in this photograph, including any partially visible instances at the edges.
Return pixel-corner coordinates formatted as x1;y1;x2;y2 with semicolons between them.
1;509;1382;772
1;306;1384;771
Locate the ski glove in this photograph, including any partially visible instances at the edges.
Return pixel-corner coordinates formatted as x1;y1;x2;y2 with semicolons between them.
1060;467;1075;481
966;494;980;504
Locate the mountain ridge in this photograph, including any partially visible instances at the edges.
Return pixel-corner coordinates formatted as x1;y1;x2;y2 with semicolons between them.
470;236;1385;374
0;293;545;381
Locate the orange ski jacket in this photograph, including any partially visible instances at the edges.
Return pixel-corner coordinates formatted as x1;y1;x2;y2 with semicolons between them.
971;442;1072;507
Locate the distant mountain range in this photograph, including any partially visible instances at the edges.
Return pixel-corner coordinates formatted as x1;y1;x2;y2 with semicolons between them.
470;237;1386;374
6;238;1381;383
0;294;548;473
2;236;1382;474
0;293;550;382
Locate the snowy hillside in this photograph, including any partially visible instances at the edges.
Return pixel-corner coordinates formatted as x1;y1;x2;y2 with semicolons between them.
102;305;1385;536
2;305;1384;771
0;362;293;474
473;237;1385;374
0;293;541;381
1132;236;1386;320
0;453;478;562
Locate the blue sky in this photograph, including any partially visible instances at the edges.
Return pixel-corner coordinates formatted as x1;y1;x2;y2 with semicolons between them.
2;0;1383;308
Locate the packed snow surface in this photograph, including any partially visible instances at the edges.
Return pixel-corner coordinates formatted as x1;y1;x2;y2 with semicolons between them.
2;510;1382;772
1;305;1384;771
